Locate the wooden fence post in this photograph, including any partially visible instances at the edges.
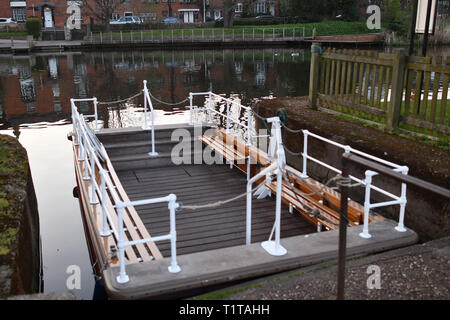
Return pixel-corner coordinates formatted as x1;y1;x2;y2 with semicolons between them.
309;42;322;110
387;48;406;132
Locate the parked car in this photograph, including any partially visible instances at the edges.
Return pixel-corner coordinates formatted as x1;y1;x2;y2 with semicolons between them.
110;16;141;25
255;15;276;20
161;17;180;24
0;18;17;25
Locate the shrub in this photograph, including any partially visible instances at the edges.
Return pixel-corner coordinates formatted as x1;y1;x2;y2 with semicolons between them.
26;18;41;39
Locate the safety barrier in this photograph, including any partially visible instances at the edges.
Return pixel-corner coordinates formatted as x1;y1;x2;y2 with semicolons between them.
70;98;181;284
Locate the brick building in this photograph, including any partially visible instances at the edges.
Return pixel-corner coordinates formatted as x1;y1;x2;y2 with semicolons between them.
0;1;204;29
0;1;280;29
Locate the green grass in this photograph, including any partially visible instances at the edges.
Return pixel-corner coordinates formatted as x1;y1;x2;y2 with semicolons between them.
0;31;27;37
91;21;378;40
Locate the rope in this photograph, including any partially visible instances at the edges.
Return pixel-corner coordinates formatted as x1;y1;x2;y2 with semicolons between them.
97;91;143;105
148;91;189;106
178;185;261;211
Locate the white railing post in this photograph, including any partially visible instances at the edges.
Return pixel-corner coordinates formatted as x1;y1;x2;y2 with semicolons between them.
263;29;265;41
208;92;213;123
360;170;377;239
247;109;252;146
189;93;193;125
93;97;99;132
261;118;287;256
395;167;409;232
78;133;84;160
167;194;181;273
116;204;129;284
226;100;230;133
90;149;98;204
99;169;111;237
142;80;149;130
148;94;158;157
301;130;309;178
83;138;89;180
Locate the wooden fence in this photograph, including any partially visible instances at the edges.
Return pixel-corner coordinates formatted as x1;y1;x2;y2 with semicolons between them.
309;45;450;137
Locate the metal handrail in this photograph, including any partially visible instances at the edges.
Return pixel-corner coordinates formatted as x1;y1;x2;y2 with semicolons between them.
71;99;181;285
300;129;409;236
189;91;254;147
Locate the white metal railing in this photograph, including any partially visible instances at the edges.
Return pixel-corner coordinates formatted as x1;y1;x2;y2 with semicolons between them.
71;98;181;284
188;93;410;241
189;91;254;146
300;129;409;237
89;27;306;44
142;80;158;156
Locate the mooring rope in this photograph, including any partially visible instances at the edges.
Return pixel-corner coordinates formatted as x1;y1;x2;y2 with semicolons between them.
179;185;261;211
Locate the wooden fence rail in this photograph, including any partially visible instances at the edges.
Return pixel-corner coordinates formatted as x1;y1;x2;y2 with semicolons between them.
309;44;450;137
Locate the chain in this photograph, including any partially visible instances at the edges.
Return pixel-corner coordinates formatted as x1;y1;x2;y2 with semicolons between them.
148;91;189;106
97;91;143;105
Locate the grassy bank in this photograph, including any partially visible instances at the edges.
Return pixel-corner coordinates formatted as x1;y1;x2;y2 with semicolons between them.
91;21;378;39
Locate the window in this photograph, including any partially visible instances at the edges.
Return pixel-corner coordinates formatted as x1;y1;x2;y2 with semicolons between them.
111;13;120;20
12;8;26;22
124;12;133;17
235;3;243;13
256;1;266;13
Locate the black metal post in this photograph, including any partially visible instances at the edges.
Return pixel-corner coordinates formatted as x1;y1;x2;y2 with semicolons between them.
337;152;350;300
418;0;434;113
409;0;419;55
422;0;433;57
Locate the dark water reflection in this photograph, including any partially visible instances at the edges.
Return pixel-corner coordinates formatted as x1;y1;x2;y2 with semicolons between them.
0;48;310;130
0;47;310;299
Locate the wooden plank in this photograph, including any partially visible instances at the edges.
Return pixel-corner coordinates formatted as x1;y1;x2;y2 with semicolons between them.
103;146;164;260
318;94;386;116
363;52;371;106
400;116;450;134
429;56;442;123
376;66;384;109
404;68;415;116
383;67;391;111
325;56;331;95
421;65;432;121
322;51;394;67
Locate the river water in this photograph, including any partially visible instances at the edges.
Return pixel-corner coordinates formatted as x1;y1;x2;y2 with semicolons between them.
0;47;310;299
1;45;448;299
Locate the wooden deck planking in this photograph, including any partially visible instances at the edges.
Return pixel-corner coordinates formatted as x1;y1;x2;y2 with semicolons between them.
117;164;315;257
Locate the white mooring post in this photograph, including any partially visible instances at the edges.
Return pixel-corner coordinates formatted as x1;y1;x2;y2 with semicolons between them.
301;130;309;178
116;204;129;284
99;169;111;237
261;118;287;256
395;167;409;232
93;97;99;131
360;170;377;239
168;195;181;273
189;93;193;125
208;92;213;123
90;149;98;205
142;80;149;130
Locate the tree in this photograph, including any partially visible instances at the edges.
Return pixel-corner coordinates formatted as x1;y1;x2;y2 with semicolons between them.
84;0;126;30
223;0;237;28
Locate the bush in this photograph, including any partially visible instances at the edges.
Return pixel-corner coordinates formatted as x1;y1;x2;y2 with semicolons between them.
215;18;283;28
26;18;41;39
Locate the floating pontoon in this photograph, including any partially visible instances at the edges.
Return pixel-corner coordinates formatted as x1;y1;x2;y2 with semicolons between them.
70;81;417;299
